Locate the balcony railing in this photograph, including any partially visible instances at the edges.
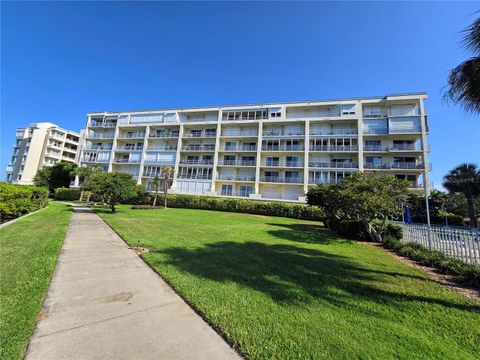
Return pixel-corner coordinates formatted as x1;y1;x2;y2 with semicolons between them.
310;129;358;136
150;133;179;138
222;145;257;151
388;128;422;134
86;133;115;139
219;160;256;166
219;191;252;198
262;161;303;167
261;145;305;151
363;129;388;135
364;162;425;170
217;175;256;182
113;159;141;164
117;133;146;139
177;174;212;180
143;171;174;178
146;146;178;151
309;162;359;169
183;132;217;138
82;158;110;163
364;144;420;151
116;146;143;151
310;145;358;152
181;145;216;151
221;131;258;137
83;147;112;151
308;178;343;185
262;131;304;137
90;122;117;127
179;160;214;165
259;176;303;184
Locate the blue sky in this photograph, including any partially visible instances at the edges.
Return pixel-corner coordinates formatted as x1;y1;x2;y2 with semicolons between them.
1;1;479;186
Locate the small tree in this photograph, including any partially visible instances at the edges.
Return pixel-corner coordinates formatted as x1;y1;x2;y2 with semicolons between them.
162;166;173;208
74;166;104;201
34;161;77;192
443;163;480;227
82;172;137;213
152;174;161;207
307;173;409;241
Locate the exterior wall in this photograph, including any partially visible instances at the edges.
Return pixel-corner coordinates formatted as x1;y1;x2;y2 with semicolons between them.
5;122;80;185
77;93;431;202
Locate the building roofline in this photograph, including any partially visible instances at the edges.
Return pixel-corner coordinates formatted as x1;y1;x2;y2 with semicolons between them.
87;92;427;115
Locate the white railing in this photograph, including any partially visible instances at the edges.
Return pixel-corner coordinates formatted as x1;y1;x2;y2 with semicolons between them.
150;133;179;138
219;160;256;166
310;129;358;136
262;131;305;137
179;160;214;165
394;222;480;264
309;162;358;169
310;145;358;152
221;132;258;137
261;145;305;151
217;175;255;182
259;176;303;184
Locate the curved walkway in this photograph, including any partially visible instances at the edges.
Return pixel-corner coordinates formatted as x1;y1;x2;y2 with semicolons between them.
26;207;240;360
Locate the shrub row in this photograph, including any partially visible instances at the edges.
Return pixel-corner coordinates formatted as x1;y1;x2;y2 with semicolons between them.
383;236;480;288
54;187;81;201
326;219;403;242
137;194;325;221
0;183;49;221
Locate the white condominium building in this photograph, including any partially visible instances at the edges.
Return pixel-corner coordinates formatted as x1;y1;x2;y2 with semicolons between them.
6;122;80;185
77;93;431;202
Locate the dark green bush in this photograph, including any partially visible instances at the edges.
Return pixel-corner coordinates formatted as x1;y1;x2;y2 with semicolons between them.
371;220;403;240
121;185;150;205
54;187;81;201
382;235;480;288
140;194;325;221
0;183;49;221
328;219;370;241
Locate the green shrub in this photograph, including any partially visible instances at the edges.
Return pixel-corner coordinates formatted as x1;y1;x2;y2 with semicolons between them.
327;219;370;241
382;235;480;288
0;183;49;221
121;185;150;205
141;194;325;221
371;220;403;240
54;187;81;201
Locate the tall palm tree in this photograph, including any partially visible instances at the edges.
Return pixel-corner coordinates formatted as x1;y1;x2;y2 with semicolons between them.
161;166;173;209
444;16;480;114
443;163;480;227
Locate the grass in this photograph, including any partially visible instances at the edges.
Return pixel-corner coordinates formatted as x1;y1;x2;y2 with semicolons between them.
98;206;480;360
0;202;72;360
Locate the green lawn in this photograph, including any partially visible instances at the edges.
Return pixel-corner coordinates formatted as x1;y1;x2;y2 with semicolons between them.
98;206;480;360
0;202;72;360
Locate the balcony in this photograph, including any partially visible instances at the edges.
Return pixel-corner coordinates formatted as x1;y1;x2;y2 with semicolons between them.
113;159;141;164
364;162;425;170
217;175;255;182
308;178;342;185
309;162;359;169
363;127;422;135
218;160;256;167
90;121;117;128
183;132;217;138
261;145;305;152
262;131;304;137
143;171;174;178
180;145;216;152
116;146;143;151
149;133;179;138
178;160;214;166
82;158;109;163
221;145;257;152
117;132;146;139
259;176;303;184
310;145;358;152
177;174;212;180
86;133;115;139
362;129;388;135
309;129;358;136
219;191;252;198
83;146;112;151
364;144;422;152
221;131;258;138
146;146;178;151
262;161;303;168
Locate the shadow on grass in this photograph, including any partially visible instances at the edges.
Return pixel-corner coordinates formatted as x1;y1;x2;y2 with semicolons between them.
152;241;480;312
266;222;343;245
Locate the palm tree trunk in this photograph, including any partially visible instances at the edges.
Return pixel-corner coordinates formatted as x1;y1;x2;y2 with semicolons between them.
164;177;168;209
466;194;477;227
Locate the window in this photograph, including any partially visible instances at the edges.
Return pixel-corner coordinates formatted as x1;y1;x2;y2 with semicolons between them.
239;186;253;197
270;112;281;118
221;184;233;196
286;156;299;166
365;140;381;151
366;156;382;168
266;157;279;166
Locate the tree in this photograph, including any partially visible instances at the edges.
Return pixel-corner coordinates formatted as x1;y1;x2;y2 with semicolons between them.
152;174;161;207
74;166;104;201
161;166;173;208
443;163;480;227
81;172;137;213
33;161;77;192
444;16;480;114
306;173;409;241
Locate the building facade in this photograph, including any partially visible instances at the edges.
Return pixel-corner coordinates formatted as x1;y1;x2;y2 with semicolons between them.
76;93;431;202
6;122;80;185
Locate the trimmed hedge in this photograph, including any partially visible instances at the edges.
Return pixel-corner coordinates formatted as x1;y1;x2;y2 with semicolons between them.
138;194;325;221
0;183;49;221
383;236;480;288
328;219;370;241
54;187;81;201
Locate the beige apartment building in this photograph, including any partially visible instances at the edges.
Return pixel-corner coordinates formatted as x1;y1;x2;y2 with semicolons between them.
6;122;80;185
76;92;431;202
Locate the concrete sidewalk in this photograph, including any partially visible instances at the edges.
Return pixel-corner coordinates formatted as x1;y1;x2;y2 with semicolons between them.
26;207;240;360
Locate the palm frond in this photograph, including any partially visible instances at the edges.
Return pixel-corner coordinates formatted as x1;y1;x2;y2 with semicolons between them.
463;16;480;55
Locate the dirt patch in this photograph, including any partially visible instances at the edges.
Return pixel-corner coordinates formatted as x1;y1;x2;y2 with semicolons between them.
131;247;150;255
37;308;48;320
362;242;480;302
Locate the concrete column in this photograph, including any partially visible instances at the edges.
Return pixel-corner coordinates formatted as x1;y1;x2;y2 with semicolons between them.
137;126;149;185
210;112;222;192
172;123;184;190
418;97;431;195
356;101;364;172
303;120;310;193
254;122;263;195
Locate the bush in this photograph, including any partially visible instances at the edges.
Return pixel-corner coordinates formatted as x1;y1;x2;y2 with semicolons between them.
121;185;150;205
382;235;480;288
54;187;81;201
327;219;370;241
139;194;325;221
371;220;403;240
0;183;49;221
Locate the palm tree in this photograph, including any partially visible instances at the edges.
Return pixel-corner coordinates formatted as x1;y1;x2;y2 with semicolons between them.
444;16;480;114
152;174;161;207
443;163;480;227
161;166;173;208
